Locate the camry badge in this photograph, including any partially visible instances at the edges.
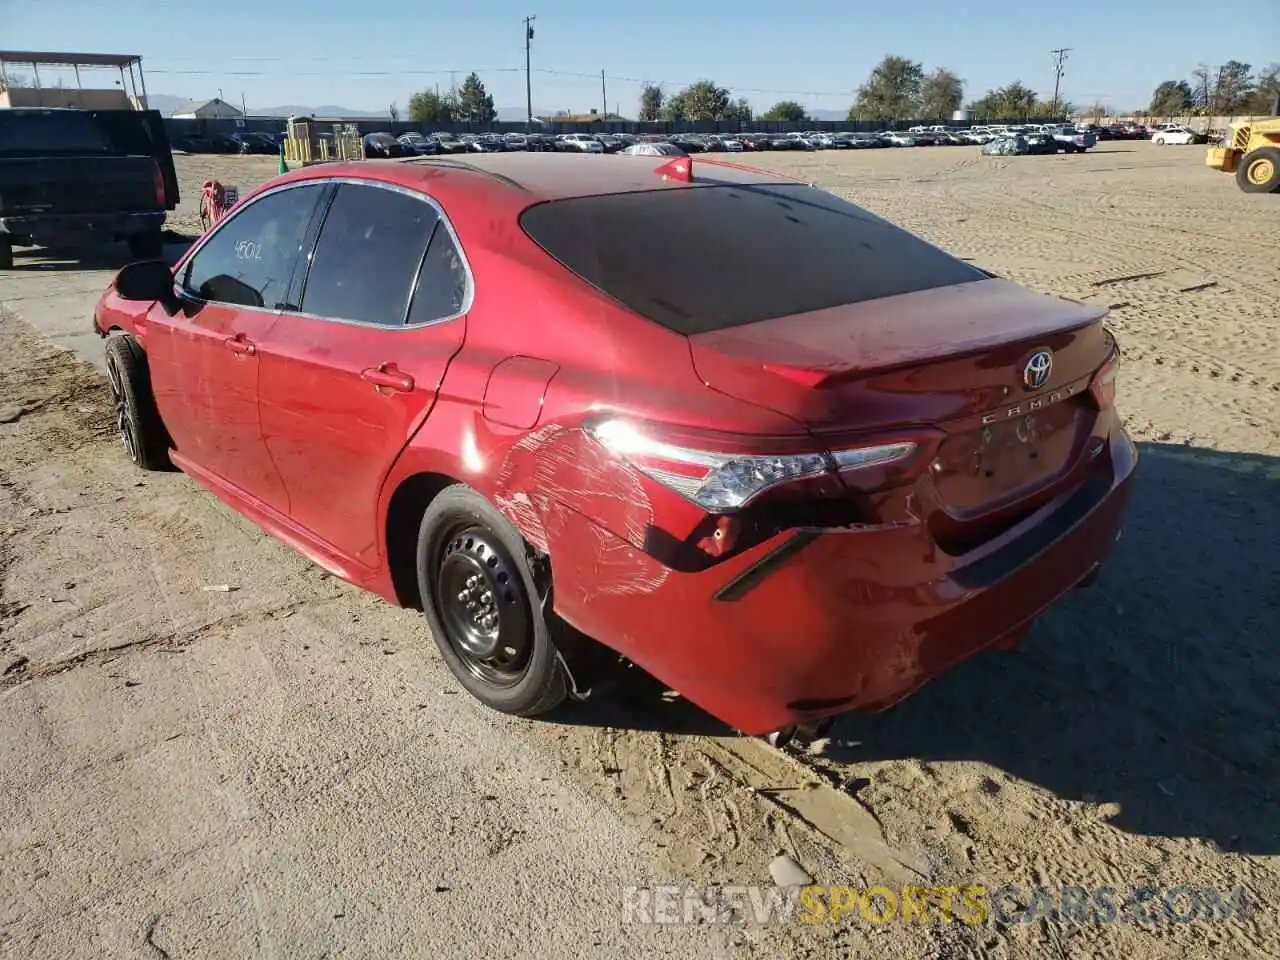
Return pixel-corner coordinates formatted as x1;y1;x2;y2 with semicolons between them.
1023;349;1053;390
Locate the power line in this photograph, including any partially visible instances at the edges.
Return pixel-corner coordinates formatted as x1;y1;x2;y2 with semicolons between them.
141;64;856;99
126;59;1122;107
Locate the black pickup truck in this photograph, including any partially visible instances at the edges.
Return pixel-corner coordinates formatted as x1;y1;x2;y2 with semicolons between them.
0;108;180;268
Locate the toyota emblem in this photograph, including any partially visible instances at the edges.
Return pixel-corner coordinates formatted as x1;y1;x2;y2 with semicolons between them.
1023;349;1053;390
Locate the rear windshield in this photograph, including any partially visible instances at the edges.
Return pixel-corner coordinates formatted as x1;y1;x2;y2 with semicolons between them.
0;111;118;155
519;183;985;335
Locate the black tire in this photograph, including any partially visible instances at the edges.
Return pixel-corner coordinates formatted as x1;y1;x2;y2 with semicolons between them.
416;484;568;717
0;238;12;269
1236;147;1280;194
103;334;172;470
127;229;164;260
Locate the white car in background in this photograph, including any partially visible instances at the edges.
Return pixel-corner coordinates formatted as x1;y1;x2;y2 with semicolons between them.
1152;125;1200;145
884;131;917;147
559;134;605;153
621;142;686;157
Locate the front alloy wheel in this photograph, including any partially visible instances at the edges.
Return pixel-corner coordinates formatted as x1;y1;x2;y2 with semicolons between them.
105;344;140;464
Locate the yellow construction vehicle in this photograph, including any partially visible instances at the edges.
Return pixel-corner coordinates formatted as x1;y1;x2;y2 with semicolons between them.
1205;94;1280;193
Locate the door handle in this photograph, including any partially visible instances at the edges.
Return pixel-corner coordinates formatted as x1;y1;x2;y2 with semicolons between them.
225;334;256;356
361;363;414;393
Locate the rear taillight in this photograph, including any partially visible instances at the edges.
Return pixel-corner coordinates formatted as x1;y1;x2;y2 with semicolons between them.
152;160;166;207
587;417;921;512
1090;347;1120;408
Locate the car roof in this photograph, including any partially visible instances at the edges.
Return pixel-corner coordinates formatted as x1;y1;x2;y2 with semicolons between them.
393;152;799;201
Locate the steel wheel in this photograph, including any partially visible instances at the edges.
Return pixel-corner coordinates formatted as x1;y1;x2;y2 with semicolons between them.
435;523;533;688
105;349;139;464
1246;156;1275;186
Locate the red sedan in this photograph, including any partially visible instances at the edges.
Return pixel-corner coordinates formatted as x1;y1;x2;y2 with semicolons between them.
93;153;1136;737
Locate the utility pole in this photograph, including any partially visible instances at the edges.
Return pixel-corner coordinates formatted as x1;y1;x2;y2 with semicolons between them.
1050;48;1070;117
601;69;607;119
524;15;536;132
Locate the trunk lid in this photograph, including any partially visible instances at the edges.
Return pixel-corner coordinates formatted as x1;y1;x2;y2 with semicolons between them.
688;278;1112;523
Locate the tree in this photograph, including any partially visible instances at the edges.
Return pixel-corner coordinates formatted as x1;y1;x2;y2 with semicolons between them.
1214;61;1255;113
1191;64;1213;112
408;89;455;124
1149;80;1193;117
920;68;964;120
1191;61;1254;115
1076;102;1111;121
762;100;807;122
723;97;753;122
850;55;924;121
389;102;400;122
638;83;663;122
1249;63;1280;113
967;81;1038;119
1033;97;1072;117
455;72;496;124
666;79;730;121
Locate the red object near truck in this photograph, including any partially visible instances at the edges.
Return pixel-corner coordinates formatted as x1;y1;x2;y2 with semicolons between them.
93;153;1136;736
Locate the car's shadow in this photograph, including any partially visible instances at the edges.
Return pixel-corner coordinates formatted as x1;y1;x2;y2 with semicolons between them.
554;442;1280;853
6;234;198;272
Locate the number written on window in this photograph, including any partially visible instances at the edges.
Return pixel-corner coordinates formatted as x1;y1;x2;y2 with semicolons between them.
183;184;324;309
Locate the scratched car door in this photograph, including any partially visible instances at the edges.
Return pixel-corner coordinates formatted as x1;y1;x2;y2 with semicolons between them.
256;181;470;567
153;182;327;511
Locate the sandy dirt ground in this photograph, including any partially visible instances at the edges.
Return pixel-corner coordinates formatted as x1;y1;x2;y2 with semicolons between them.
1;143;1277;959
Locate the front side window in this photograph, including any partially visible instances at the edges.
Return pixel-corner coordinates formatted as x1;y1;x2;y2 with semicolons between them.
300;183;439;326
183;184;325;309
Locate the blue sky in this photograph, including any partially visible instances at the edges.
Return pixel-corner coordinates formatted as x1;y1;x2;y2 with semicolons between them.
4;0;1277;114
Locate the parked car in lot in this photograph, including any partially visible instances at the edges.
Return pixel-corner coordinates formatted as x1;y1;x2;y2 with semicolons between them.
982;134;1031;156
398;132;441;155
363;133;413;158
1022;130;1062;154
621;142;686;157
1151;125;1203;145
92;152;1135;738
172;133;239;154
1042;124;1097;152
230;132;280;155
557;134;604;153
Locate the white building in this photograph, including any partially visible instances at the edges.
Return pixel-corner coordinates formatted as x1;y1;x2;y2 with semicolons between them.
171;97;243;120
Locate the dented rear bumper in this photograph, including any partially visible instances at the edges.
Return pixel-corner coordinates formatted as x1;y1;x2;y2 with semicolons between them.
547;425;1138;735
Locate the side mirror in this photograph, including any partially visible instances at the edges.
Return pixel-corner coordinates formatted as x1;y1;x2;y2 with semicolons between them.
114;259;180;312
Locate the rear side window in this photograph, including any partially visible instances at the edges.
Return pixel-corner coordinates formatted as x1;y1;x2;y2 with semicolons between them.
0;111;114;155
407;225;469;324
519;183;985;335
301;183;439;326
